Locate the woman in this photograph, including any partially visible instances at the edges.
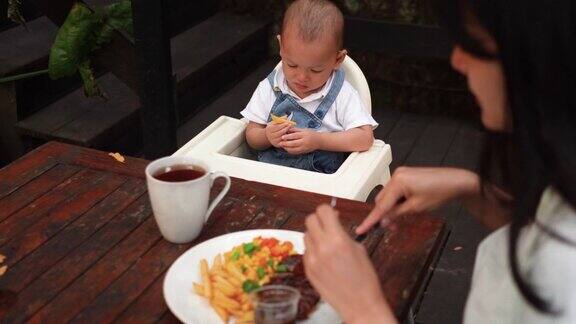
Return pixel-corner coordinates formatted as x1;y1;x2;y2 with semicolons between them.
303;0;576;323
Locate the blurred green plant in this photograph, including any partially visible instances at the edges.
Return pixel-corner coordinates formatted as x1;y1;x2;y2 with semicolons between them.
1;1;133;98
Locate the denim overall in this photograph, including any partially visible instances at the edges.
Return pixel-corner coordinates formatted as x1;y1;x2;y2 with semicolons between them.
257;69;346;174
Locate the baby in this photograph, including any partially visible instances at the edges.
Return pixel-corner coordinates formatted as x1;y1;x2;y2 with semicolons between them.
241;0;377;174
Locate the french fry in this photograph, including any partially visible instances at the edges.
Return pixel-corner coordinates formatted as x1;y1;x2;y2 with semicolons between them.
212;295;240;314
193;282;206;297
211;302;229;323
212;269;229;278
194;237;297;323
239;293;250;303
214;290;241;310
215;281;236;297
215;276;236;291
212;253;222;271
227;276;242;288
228;308;245;318
225;263;246;281
200;259;212;299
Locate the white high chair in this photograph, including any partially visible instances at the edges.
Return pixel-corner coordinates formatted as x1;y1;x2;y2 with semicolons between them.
174;56;392;201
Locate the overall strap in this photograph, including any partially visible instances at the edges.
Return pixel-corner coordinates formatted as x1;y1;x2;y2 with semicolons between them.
312;69;345;121
267;69;280;98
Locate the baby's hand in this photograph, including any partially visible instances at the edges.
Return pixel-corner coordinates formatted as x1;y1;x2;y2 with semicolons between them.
281;128;321;155
265;122;292;148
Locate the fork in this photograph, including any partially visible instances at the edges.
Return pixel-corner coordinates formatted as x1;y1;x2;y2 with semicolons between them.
330;196;337;208
330;197;371;242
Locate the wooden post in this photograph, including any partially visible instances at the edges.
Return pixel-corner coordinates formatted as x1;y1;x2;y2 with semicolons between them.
0;83;25;166
131;0;177;158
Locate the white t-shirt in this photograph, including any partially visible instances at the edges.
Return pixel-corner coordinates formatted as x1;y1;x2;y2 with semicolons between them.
464;187;576;323
240;67;378;132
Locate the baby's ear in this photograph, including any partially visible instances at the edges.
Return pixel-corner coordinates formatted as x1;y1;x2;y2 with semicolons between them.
334;49;347;69
277;34;282;49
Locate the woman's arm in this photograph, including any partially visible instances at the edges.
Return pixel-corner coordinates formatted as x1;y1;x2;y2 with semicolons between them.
357;167;512;234
462;180;513;230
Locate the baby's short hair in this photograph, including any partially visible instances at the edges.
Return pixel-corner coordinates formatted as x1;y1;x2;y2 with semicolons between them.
281;0;344;49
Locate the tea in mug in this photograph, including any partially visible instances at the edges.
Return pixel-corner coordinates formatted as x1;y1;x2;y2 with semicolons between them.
153;165;205;182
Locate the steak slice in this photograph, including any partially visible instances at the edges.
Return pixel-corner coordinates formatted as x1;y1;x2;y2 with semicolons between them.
268;255;320;320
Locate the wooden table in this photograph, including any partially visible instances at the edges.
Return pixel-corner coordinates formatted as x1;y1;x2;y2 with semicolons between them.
0;142;447;323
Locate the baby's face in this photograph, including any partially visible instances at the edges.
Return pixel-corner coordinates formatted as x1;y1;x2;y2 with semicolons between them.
278;28;345;99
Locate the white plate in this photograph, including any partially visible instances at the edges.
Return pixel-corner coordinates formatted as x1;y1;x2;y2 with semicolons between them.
163;229;341;323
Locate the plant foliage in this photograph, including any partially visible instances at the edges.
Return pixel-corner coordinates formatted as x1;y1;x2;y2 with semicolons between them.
48;1;133;97
2;1;133;98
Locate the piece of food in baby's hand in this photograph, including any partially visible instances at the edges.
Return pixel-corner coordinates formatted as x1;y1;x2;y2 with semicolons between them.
270;114;297;126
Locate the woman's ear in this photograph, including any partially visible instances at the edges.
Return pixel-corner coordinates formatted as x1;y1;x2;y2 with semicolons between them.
334;49;347;69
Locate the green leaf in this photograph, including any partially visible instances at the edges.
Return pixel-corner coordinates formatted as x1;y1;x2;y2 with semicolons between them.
231;250;240;261
267;259;274;268
93;8;116;48
94;0;133;47
78;60;104;98
106;0;133;34
49;3;100;79
242;280;260;293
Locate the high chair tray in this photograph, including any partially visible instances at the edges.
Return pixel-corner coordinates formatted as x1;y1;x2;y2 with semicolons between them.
175;116;392;201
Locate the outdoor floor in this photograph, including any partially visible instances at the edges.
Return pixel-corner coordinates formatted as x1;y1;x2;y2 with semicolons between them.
177;59;489;324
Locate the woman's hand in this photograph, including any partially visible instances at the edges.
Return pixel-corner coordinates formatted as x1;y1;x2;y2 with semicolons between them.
280;128;321;155
357;167;480;234
304;205;397;324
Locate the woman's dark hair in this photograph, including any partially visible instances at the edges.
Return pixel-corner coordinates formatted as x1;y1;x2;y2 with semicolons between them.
433;0;576;314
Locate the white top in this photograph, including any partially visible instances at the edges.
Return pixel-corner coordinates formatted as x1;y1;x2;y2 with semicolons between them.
240;67;378;132
464;187;576;323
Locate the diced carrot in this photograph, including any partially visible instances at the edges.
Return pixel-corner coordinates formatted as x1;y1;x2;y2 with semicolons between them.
260;238;279;248
271;245;284;257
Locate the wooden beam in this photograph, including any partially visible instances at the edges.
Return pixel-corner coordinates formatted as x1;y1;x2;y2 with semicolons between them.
0;83;25;165
29;0;140;92
344;17;453;59
132;0;177;158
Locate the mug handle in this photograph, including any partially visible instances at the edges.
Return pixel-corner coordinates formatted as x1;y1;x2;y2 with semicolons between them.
205;171;231;222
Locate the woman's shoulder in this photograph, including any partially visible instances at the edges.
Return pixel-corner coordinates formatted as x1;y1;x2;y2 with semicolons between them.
529;237;576;320
529;187;576;316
